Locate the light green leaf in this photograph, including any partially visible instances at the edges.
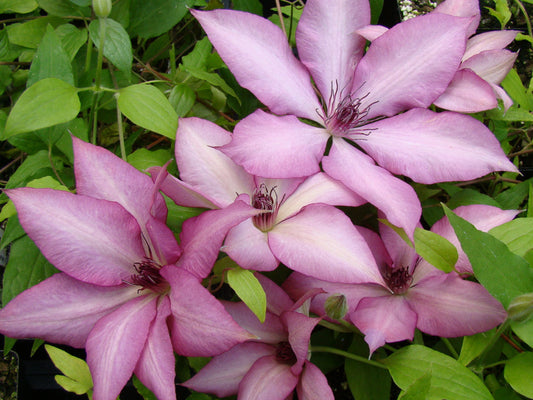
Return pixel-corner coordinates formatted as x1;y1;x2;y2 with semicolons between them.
45;345;93;395
184;66;238;100
378;219;413;247
129;0;190;39
458;329;495;366
0;0;38;13
414;228;458;273
181;37;211;70
3;78;80;138
502;69;533;111
117;83;178;139
55;24;88;61
127;148;172;173
226;265;266;323
443;205;533;308
169;84;196;117
384;345;493;400
89;18;132;73
504;352;533;398
38;0;90;16
490;218;533;258
398;372;431;400
7;17;62;48
511;317;533;348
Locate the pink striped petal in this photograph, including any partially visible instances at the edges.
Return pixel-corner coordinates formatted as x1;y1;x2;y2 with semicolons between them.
146;217;181;265
492;84;514;111
282;311;320;375
379;221;418;273
298;361;334;400
462;49;517;84
433;0;479;37
256;273;295;316
464;30;518;60
191;9;321;121
356;25;388;41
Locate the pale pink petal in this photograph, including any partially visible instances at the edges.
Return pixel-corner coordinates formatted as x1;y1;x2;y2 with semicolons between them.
223;219;279;271
282;311;320;375
296;0;369;104
276;172;365;223
87;295;158;400
256;273;295;316
492;84;514;111
176;118;255;206
407;274;506;336
464;31;518;60
134;297;176;400
182;342;276;397
355;226;393;273
238;355;299;400
379;221;417;272
163;267;254;356
0;273;138;348
358;108;518;184
433;0;479;37
462;49;517;84
350;295;417;354
222;110;329;178
73;137;167;224
7;188;144;285
191;9;321;121
322;139;421;239
268;203;384;284
433;69;498;112
351;13;469;118
146;217;181;265
356;24;388;41
255;177;304;201
298;361;334;400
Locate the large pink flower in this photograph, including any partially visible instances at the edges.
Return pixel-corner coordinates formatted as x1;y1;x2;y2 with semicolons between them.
192;0;517;237
0;138;258;400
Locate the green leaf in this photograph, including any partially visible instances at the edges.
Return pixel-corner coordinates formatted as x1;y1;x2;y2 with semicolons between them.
457;329;496;366
414;228;458;273
184;66;239;100
181;37;212;70
511;317;533;348
45;345;93;395
502;69;533;111
378;219;413;247
132;375;157;400
3;78;80;138
169;84;196;117
495;178;533;210
89;18;132;73
443;205;533;308
7;17;62;48
384;345;493;400
447;188;502;209
369;0;384;24
226;265;267;323
117;83;178;139
38;0;90;17
504;352;533;398
127;148;172;173
490;218;533;258
0;0;38;13
487;0;511;29
164;196;205;233
398;372;432;400
55;24;88;61
129;0;190;39
232;0;262;15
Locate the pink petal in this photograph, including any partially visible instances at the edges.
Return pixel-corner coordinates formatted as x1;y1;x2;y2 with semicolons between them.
146;217;181;265
433;0;480;37
356;24;388;41
351;13;469;118
223;219;279;271
256;274;295;316
433;69;498;112
134;297;176;400
87;295;158;400
163;267;254;357
176;117;255;207
492;84;514;111
222;110;328;178
358;108;518;184
462;49;517;84
296;0;369;105
322;139;421;239
407;274;507;336
464;31;518;60
355;226;393;273
297;361;334;400
268;203;384;284
0;273;138;348
7;188;144;285
238;355;299;400
379;221;418;273
191;9;321;121
281;311;320;375
182;342;276;398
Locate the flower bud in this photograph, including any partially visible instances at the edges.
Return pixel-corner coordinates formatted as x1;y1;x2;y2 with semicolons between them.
508;292;533;322
93;0;112;18
324;294;347;321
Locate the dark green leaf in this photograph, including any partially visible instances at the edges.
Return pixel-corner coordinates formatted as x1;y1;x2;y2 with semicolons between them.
89;18;132;73
447;188;502;209
495;178;533;210
55;24;88;61
504;352;533;398
38;0;90;17
169;84;196;117
129;0;190;39
369;0;384;24
232;0;262;15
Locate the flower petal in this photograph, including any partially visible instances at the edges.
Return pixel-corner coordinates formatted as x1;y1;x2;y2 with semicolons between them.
0;273;138;348
87;295;157;400
461;49;517;84
256;273;295;316
281;310;319;375
191;9;321;120
222;110;328;178
433;0;479;37
297;361;334;400
464;30;518;60
146;216;181;265
269;203;383;284
358;108;518;184
296;0;369;104
7;188;144;285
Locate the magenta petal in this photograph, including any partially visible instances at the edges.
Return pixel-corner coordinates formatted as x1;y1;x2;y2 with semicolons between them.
239;355;299;400
323;139;421;238
163;267;254;357
146;217;181;265
182;342;276;397
87;295;157;400
281;311;319;375
297;361;334;400
269;203;383;284
7;188;144;285
222;110;328;178
191;9;321;121
0;273;138;348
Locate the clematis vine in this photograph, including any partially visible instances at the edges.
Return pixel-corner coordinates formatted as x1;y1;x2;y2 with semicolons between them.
284;205;518;354
149;117;383;283
182;275;334;400
0;138;259;400
192;0;517;237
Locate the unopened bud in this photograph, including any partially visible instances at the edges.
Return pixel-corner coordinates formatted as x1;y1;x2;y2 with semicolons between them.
93;0;112;18
508;292;533;322
324;294;347;320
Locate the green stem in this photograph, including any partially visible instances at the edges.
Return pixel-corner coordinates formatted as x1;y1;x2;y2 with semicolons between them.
513;0;532;38
310;346;388;370
94;18;107;91
317;319;355;333
441;337;459;359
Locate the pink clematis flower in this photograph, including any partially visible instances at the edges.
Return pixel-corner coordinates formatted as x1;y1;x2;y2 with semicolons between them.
182;275;334;400
284;205;517;354
192;0;517;237
0;138;258;400
149;117;383;284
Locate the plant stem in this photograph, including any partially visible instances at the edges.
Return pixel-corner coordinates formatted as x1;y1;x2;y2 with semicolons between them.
275;0;287;37
441;337;459;359
310;346;388;370
513;0;532;38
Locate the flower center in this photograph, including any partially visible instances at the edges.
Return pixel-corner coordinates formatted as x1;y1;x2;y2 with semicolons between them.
251;184;283;232
128;259;167;294
384;266;413;295
275;341;297;365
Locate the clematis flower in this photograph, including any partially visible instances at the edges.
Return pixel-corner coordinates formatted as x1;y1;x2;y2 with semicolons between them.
149;117;383;284
0;138;259;400
182;275;334;400
284;205;517;354
192;0;517;237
